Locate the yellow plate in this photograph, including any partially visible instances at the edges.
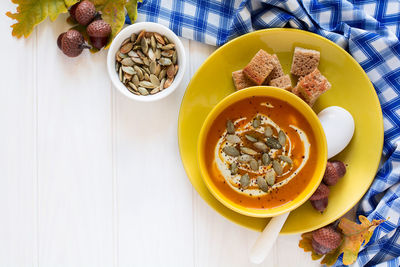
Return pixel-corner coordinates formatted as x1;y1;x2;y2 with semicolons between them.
178;29;383;234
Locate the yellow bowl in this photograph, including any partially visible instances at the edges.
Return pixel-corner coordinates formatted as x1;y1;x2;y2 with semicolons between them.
197;86;328;217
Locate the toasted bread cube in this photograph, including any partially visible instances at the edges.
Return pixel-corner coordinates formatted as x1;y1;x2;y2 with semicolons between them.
269;75;292;90
269;54;285;80
243;49;274;85
290;47;320;76
294;69;331;106
232;69;255;90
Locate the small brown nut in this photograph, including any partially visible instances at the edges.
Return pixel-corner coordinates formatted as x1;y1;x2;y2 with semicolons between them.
312;226;342;254
323;161;346;186
310;198;328;213
310;183;330;201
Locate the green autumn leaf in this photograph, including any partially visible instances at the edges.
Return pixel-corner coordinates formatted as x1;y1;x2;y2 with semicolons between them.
64;0;79;6
8;0;141;50
6;0;79;38
298;232;323;261
93;0;125;49
335;216;383;265
299;216;385;266
126;0;141;24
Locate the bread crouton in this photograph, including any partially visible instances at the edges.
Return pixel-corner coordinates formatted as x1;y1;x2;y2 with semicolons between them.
269;54;285;80
232;69;255;90
269;75;292;90
243;49;274;85
293;69;331;106
290;47;320;76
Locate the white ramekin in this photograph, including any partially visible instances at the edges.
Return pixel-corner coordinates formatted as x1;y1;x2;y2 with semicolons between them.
107;22;186;102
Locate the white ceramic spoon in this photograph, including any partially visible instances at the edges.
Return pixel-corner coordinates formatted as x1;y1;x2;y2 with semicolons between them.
249;106;355;264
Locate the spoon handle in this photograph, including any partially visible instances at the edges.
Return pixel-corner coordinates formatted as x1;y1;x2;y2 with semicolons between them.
249;212;290;264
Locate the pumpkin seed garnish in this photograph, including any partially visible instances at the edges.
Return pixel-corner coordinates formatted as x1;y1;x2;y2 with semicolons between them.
141;37;148;54
266;137;282;149
256;177;269;192
254;142;268;152
159;57;172;66
121;66;136;75
149;61;157;74
167;64;175;78
138;87;149;96
121;58;135;66
164;77;174;88
120;42;133;53
265;169;276;186
128;50;139;57
148;48;156;61
172;51;177;64
130;33;137;43
245;134;258;142
262;153;271;165
278;130;286;146
264;126;273;137
161;50;174;57
226;134;241;144
252;118;261;128
139;81;156;89
122;38;131;47
150;87;160;95
131;74;139;86
159;78;166;91
154;32;165;45
240;147;258;156
128;82;138;91
118;67;123;81
226;120;235;134
119;53;127;59
161;44;175;50
132;57;144;65
159;68;167;80
272;160;283;176
240;174;250;189
223;146;240;157
238;154;253;163
150;35;156;50
250;159;259;171
230;162;238;175
279;155;293;165
150;74;160;86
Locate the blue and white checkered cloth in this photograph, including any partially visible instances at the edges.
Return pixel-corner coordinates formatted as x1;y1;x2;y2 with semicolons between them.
130;1;400;266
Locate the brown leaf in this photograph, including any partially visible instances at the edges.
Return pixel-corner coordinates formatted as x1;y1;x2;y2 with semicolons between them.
299;216;385;266
299;232;323;261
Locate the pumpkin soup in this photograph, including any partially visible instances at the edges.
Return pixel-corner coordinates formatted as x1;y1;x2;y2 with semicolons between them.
205;96;318;209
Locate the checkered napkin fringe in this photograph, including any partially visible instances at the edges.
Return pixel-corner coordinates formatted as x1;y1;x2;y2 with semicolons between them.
130;1;400;266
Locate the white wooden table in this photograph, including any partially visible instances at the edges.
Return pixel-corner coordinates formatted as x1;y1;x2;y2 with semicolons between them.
0;3;321;266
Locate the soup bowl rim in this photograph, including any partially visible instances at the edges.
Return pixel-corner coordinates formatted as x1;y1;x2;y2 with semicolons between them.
197;86;328;218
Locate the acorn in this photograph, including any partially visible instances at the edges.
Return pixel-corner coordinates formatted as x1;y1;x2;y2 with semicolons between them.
310;183;330;201
323;161;346;186
68;2;79;22
312;226;342;255
310;183;330;212
59;30;90;57
311;197;328;213
87;19;111;50
74;0;97;26
57;32;65;50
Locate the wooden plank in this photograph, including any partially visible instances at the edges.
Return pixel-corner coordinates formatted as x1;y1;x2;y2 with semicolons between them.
0;2;37;266
35;16;113;267
116;38;194;267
